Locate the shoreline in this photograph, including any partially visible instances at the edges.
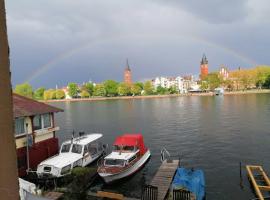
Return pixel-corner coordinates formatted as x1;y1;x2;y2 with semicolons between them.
41;89;270;103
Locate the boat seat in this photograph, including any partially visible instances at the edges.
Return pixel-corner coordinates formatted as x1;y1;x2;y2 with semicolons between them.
141;185;158;200
173;189;191;200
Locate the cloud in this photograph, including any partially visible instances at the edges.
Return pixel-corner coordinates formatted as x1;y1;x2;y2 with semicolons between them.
5;0;270;88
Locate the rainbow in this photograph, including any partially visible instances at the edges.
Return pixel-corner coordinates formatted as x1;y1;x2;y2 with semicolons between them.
25;33;258;83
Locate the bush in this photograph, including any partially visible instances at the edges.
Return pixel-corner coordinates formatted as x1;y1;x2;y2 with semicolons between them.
56;89;65;99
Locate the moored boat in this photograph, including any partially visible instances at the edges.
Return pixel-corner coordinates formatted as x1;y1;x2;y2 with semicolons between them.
37;133;105;178
97;133;151;183
170;167;205;200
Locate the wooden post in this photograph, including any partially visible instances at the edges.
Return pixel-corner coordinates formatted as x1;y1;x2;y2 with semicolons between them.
0;0;20;199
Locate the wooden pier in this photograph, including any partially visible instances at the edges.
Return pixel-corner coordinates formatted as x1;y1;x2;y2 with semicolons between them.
150;160;179;200
246;165;270;200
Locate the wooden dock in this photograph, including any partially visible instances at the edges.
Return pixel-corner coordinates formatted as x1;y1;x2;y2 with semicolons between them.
246;165;270;200
150;160;179;200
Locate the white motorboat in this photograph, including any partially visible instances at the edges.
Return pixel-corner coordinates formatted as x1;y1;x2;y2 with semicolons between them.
97;134;151;183
37;133;105;178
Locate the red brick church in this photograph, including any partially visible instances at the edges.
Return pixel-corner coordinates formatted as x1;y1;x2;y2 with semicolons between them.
200;54;208;79
124;59;132;84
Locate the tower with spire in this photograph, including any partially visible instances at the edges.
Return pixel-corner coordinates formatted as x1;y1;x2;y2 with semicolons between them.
124;59;132;84
200;54;208;79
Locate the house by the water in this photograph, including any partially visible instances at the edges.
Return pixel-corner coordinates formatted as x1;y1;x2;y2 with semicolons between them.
13;94;63;177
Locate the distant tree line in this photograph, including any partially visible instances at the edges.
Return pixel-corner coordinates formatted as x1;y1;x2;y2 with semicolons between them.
14;80;178;100
200;66;270;91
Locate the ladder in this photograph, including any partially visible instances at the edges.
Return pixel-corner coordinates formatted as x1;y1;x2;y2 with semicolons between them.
246;165;270;200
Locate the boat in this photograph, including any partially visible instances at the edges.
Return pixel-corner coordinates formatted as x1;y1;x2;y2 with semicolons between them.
170;167;205;200
97;133;151;183
37;133;105;178
214;87;224;95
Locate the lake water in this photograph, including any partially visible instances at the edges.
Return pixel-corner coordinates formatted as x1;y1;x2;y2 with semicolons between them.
51;93;270;200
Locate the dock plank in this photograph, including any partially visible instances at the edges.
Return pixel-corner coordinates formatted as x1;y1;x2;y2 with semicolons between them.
150;160;179;200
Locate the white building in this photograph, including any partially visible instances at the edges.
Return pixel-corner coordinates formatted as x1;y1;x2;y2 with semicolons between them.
153;76;199;94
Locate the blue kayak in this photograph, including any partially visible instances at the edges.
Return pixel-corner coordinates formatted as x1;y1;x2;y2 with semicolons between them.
171;167;205;200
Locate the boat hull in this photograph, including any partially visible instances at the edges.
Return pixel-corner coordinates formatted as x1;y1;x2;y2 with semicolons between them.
99;149;151;183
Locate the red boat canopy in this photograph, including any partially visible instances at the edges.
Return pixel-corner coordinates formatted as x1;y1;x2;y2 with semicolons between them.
113;134;147;155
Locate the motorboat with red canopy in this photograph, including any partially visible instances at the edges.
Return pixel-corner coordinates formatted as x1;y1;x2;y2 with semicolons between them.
97;133;151;183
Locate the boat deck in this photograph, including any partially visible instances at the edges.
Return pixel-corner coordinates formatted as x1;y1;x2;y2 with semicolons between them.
246;165;270;200
150;160;179;200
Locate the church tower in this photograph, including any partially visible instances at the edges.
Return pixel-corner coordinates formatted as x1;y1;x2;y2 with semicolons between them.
200;54;208;79
124;59;132;84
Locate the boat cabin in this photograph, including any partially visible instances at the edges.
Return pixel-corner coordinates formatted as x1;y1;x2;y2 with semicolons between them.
13;94;63;177
103;134;147;167
37;133;104;177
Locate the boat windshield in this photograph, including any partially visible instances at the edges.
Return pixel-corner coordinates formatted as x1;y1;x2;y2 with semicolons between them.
71;144;83;154
61;144;71;153
113;145;137;152
104;159;125;167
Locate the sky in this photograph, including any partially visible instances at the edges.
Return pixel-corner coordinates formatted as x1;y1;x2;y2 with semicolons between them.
5;0;270;88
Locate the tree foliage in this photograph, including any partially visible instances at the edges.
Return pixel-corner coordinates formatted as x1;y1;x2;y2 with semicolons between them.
34;87;45;100
80;90;90;98
81;82;94;96
104;80;119;97
143;81;154;95
93;84;106;96
118;83;131;96
68;82;79;98
131;84;142;95
156;86;168;95
202;72;222;90
55;89;65;99
14;83;33;98
43;89;56;100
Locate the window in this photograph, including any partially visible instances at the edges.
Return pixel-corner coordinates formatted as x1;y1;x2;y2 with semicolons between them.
128;155;137;163
15;118;25;135
33;114;52;131
61;144;71;153
33;115;42;130
43;113;51;128
71;144;83;154
104;159;125;167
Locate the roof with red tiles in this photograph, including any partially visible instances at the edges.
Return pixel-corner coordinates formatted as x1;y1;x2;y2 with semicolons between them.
13;93;63;118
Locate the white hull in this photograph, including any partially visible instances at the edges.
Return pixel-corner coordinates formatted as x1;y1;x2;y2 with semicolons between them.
99;150;151;183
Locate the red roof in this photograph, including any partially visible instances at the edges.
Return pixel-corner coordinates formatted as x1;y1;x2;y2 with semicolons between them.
13;94;63;118
113;134;147;155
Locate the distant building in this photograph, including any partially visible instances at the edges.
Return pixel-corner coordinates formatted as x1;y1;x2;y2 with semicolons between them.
124;59;132;84
219;65;229;80
200;54;208;79
13;94;63;177
153;75;198;93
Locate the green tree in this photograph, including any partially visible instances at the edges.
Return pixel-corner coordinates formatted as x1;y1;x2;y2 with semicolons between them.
14;83;33;98
104;80;119;97
168;86;178;94
80;90;90;98
135;82;144;90
200;81;209;91
81;82;94;96
93;84;106;96
68;82;79;98
34;87;45;100
203;73;221;90
118;83;131;96
143;81;154;95
43;89;56;100
156;86;167;95
131;84;142;95
263;74;270;88
55;89;65;99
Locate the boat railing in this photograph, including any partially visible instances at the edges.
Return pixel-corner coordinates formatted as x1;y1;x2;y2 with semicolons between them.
161;147;171;162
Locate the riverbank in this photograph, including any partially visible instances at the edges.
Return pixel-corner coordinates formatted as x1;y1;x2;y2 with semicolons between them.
41;89;270;103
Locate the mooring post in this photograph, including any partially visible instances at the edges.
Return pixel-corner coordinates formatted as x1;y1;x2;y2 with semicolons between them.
239;161;244;189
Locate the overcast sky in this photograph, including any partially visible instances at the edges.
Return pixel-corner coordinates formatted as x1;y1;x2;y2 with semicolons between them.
6;0;270;88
